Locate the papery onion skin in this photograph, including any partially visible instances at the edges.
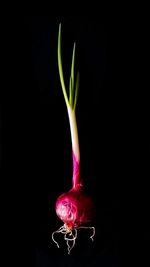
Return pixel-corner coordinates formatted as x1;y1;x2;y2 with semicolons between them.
56;189;95;229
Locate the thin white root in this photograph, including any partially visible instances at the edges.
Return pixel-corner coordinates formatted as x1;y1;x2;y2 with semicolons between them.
51;224;95;254
64;229;77;254
52;226;62;247
77;226;95;241
52;233;59;248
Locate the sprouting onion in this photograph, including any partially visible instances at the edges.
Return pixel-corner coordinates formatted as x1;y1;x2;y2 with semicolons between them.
52;23;95;255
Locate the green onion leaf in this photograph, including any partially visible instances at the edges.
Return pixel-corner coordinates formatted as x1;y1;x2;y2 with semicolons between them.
69;43;76;108
74;72;80;110
58;23;69;107
69;76;73;107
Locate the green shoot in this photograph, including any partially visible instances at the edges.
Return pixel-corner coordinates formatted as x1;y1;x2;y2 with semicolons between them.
58;23;79;110
74;72;80;111
58;23;69;107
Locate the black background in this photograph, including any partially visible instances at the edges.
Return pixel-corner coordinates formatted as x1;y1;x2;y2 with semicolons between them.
1;16;121;266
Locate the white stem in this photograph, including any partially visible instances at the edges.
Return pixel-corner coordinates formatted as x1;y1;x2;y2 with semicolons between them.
67;105;80;162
